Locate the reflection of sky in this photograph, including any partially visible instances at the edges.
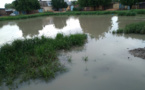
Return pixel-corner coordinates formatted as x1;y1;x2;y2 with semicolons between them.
110;16;119;31
1;16;145;90
0;17;83;46
38;18;83;38
0;25;23;46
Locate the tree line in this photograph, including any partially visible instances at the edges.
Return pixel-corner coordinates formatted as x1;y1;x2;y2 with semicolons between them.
5;0;67;13
4;0;145;12
78;0;145;9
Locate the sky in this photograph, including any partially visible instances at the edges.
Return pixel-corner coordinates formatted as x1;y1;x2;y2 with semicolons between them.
0;0;14;8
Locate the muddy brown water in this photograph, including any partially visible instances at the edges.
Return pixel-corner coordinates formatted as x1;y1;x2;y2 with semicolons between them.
0;15;145;90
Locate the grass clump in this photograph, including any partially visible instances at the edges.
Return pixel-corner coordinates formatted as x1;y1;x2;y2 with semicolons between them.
113;22;145;34
0;33;87;85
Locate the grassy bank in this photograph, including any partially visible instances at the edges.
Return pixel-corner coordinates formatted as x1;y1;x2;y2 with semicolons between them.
112;22;145;34
1;9;145;21
0;33;87;85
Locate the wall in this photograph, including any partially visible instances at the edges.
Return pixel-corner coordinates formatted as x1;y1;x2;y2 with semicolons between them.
113;3;120;9
43;6;52;12
0;9;6;16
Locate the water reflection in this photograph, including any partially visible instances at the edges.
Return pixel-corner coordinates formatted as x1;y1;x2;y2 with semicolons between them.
110;16;119;31
53;17;68;29
38;17;83;38
0;16;83;46
0;25;23;46
79;15;111;39
1;15;145;90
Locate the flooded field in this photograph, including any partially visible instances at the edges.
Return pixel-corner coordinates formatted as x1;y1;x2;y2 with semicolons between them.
0;15;145;90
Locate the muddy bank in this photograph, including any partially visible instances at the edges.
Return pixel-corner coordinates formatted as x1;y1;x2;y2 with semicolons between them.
129;48;145;59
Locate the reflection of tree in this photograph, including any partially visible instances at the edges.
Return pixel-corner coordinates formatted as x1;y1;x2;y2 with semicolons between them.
118;16;143;28
79;16;111;39
53;16;68;29
0;22;8;29
17;18;43;37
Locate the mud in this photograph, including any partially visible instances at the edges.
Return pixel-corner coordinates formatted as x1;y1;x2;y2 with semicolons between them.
130;48;145;59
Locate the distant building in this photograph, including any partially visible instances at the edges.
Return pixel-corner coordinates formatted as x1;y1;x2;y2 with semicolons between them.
38;0;71;12
139;2;145;9
0;8;6;16
38;0;52;12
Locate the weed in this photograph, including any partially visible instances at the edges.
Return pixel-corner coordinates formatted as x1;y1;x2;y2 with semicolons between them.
67;56;72;63
83;56;88;62
112;22;145;34
0;33;87;85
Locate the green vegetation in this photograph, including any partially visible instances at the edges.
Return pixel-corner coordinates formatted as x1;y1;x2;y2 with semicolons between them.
120;0;144;9
0;33;87;85
13;0;40;13
5;3;14;9
113;22;145;34
78;0;112;10
82;56;88;62
51;0;68;11
67;56;72;63
1;9;145;21
118;11;136;16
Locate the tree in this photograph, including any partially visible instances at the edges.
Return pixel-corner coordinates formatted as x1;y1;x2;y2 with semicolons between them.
5;3;14;9
51;0;68;11
78;0;89;7
98;0;112;10
78;0;111;10
13;0;40;13
120;0;141;9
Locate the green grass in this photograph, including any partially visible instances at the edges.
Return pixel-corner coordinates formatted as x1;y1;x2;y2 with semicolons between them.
112;22;145;34
118;11;136;16
1;9;145;21
0;33;87;85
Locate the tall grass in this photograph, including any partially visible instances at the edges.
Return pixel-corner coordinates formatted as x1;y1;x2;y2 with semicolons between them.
1;9;145;21
118;11;136;16
0;33;87;85
112;22;145;34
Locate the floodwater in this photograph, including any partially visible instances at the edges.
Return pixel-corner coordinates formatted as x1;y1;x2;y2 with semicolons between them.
0;15;145;90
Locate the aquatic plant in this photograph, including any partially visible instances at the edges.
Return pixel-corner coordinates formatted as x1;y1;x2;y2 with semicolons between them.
112;22;145;34
0;33;87;85
67;56;72;63
82;56;88;62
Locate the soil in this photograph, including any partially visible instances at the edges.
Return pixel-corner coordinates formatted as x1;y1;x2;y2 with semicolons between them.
129;47;145;59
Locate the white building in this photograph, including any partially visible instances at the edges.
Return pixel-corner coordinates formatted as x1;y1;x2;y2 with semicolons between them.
38;0;71;11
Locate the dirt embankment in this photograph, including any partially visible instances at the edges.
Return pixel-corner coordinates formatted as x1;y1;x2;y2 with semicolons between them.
129;48;145;59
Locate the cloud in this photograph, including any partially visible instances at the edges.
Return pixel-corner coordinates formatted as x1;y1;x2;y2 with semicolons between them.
0;0;14;8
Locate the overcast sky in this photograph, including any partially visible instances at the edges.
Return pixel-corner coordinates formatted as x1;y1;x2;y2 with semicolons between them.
0;0;14;8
